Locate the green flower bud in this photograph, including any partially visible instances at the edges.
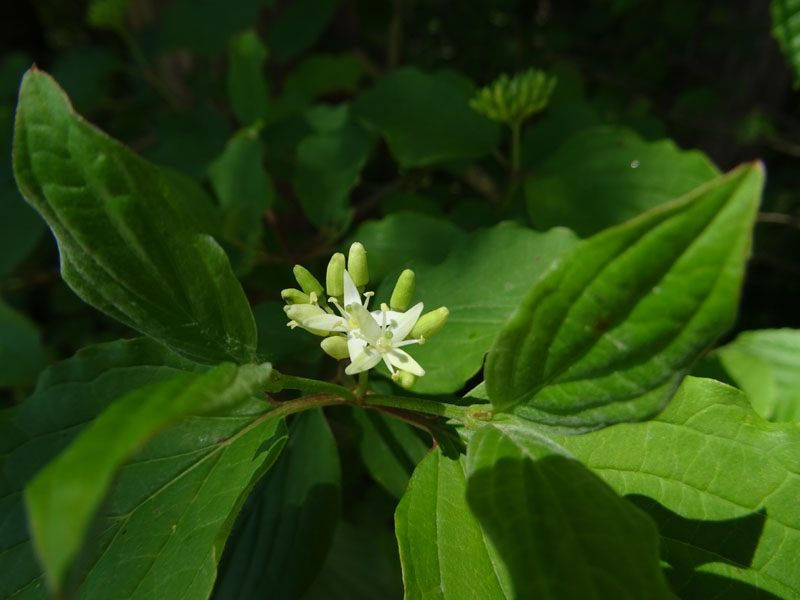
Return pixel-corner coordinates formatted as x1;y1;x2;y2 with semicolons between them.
320;335;350;360
281;288;310;305
409;306;449;339
293;264;325;298
326;252;346;298
347;242;369;288
395;370;417;389
390;269;416;311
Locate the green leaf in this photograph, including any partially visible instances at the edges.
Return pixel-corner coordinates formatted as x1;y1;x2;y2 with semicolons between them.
0;338;208;600
395;447;513;599
12;68;257;364
209;128;274;271
227;30;269;125
524;125;719;237
347;211;465;283
292;111;372;229
771;0;800;86
25;359;274;594
352;407;429;499
0;299;47;387
214;409;340;599
353;68;501;168
267;0;340;61
485;164;763;431
377;222;578;394
466;424;673;598
558;376;800;598
713;329;800;421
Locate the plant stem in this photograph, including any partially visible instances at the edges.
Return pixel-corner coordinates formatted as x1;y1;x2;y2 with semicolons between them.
268;370;355;401
503;120;522;208
510;120;522;172
356;371;369;402
363;394;467;420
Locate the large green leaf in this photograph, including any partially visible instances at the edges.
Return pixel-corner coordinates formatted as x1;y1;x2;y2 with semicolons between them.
352;407;429;499
558;376;800;598
395;447;513;599
12;68;257;364
0;338;286;600
347;211;465;283
771;0;800;86
377;222;578;394
25;360;273;593
524;125;719;237
213;409;340;600
485;164;763;431
353;68;501;168
1;338;207;600
465;424;674;599
713;329;800;421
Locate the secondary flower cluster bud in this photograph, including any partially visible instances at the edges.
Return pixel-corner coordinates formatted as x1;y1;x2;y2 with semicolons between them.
282;243;449;387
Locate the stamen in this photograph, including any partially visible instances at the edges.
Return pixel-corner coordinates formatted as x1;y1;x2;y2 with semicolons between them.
363;291;374;309
380;302;389;311
309;292;318;305
418;335;426;345
328;296;348;318
287;320;299;329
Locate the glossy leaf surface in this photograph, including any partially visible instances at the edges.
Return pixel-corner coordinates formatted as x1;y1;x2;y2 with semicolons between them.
466;424;674;599
395;447;513;599
378;222;578;394
486;164;763;431
524;125;719;237
714;328;800;421
12;69;257;364
214;409;340;600
559;377;800;598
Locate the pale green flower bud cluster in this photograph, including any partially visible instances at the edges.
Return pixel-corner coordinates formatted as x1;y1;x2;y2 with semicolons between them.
470;68;557;127
282;243;449;388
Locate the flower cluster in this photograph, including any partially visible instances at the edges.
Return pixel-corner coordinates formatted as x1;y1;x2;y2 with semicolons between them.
282;243;448;387
470;68;557;128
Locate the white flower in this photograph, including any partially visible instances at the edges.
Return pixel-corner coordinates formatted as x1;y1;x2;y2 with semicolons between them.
345;302;425;379
284;269;372;335
285;268;426;379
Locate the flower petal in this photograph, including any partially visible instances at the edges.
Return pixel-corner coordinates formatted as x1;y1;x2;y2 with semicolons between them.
350;303;381;342
285;303;327;322
304;313;349;332
391;302;424;341
343;269;361;308
345;346;381;374
386;348;425;376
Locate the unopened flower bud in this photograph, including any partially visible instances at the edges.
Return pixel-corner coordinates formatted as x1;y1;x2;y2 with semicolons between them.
347;242;369;288
326;252;345;298
395;370;417;389
320;335;350;360
390;269;415;311
409;306;449;339
293;264;324;298
281;288;310;305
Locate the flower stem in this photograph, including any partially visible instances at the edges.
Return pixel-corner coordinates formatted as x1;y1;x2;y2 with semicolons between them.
363;394;467;420
503;120;522;208
356;371;369;402
268;370;355;401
